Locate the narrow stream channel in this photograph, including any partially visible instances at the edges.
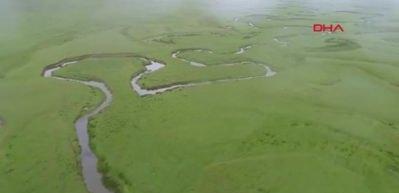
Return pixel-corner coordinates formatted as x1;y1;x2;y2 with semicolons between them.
44;62;114;193
172;49;212;67
42;52;276;193
235;45;252;54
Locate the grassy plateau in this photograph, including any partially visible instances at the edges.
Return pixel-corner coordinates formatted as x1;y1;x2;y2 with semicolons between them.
1;0;399;193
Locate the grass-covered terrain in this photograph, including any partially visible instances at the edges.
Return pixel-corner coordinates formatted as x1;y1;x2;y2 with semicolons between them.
1;0;399;193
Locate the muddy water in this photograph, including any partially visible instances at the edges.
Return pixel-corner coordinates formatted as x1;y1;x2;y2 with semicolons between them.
131;61;179;96
131;60;276;96
43;61;113;193
236;45;252;54
75;80;113;193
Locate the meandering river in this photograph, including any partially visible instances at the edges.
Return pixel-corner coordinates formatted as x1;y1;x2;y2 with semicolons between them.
42;52;276;193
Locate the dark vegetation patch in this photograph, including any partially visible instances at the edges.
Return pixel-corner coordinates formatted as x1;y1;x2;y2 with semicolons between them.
236;120;399;171
308;37;361;52
243;31;261;39
0;116;4;128
144;32;201;43
120;27;137;42
89;121;130;193
335;10;364;14
151;31;233;44
153;38;176;44
391;82;399;87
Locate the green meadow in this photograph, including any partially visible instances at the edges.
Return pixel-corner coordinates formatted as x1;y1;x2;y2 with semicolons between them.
1;0;399;193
